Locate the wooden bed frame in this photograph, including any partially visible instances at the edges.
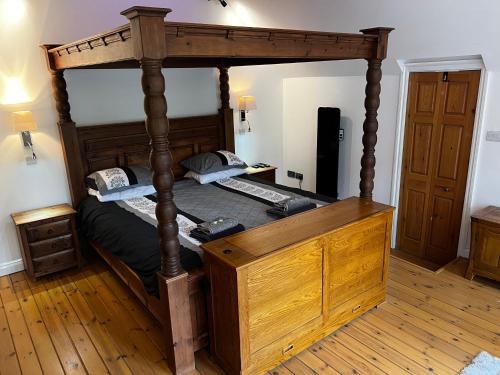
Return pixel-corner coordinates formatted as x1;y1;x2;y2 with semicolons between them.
73;115;230;352
43;6;393;374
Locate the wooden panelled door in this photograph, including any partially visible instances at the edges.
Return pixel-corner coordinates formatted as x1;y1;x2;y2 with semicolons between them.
397;70;481;265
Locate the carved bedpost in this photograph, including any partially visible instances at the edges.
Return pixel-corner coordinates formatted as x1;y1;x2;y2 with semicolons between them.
218;66;235;152
42;45;86;207
51;70;72;123
122;7;195;374
140;59;182;276
359;27;393;200
359;58;382;199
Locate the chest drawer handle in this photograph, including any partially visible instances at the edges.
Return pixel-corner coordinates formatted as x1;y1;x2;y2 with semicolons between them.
282;343;294;354
47;229;54;234
352;305;361;313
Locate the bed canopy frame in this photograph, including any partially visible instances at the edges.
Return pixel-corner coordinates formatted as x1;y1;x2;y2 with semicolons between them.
43;6;392;374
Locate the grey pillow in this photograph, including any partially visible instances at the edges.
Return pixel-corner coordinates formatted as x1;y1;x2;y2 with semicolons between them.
86;166;152;196
180;151;247;175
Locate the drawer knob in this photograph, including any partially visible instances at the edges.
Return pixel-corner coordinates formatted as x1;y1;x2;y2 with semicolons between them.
48;229;54;235
282;343;294;354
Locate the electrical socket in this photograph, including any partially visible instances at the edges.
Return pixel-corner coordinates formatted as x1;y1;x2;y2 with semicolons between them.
287;170;303;180
339;128;344;141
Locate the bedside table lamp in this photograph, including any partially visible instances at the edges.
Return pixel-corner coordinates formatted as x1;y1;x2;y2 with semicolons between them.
238;96;257;132
13;110;37;159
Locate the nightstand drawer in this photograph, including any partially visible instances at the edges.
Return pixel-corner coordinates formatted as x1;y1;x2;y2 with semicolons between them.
246;165;277;184
29;234;73;258
26;219;71;242
254;169;275;183
32;249;77;276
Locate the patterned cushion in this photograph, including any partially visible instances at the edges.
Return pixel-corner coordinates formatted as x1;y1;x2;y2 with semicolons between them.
87;185;156;202
180;151;247;175
86;166;152;196
184;168;247;184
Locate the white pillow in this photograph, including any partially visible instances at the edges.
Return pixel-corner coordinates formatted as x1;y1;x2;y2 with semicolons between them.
88;185;156;202
184;168;247;184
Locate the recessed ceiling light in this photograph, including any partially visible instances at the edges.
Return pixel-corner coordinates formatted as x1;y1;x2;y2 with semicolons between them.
209;0;228;8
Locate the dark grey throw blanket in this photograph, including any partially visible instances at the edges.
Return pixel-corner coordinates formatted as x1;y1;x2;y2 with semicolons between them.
197;217;239;234
114;177;329;255
267;197;317;218
190;223;245;243
190;217;245;242
277;197;313;211
172;177;326;228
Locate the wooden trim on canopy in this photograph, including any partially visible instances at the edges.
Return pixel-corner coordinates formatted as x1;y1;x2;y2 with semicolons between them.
44;11;391;70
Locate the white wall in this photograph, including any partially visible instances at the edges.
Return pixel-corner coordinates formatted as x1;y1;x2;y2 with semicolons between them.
1;0;500;272
282;76;399;202
472;73;500;210
230;65;285;175
67;69;219;125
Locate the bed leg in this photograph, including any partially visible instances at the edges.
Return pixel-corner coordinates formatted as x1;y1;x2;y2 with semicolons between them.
158;272;195;374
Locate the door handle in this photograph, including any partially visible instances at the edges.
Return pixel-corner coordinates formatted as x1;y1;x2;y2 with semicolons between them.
443;187;451;192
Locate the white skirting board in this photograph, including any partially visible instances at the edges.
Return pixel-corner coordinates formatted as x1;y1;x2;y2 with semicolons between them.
0;259;24;277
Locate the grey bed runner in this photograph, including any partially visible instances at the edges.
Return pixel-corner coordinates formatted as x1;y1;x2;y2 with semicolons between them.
213;177;290;204
115;196;204;256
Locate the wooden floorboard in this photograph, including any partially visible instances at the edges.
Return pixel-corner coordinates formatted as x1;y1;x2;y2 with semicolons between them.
0;256;498;374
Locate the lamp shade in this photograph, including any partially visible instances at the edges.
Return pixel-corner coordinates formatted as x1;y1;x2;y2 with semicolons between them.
238;96;257;111
12;111;37;132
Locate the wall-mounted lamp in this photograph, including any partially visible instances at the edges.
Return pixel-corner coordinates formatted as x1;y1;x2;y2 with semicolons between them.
2;76;29;105
238;96;257;132
13;110;37;159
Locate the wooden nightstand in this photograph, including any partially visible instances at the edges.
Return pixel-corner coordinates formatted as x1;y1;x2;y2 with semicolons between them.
12;204;82;280
246;165;277;183
466;206;500;282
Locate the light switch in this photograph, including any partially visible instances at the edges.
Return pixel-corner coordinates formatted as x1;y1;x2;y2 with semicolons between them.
486;131;500;142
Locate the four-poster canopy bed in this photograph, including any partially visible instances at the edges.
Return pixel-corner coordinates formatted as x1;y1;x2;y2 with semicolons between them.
42;6;394;374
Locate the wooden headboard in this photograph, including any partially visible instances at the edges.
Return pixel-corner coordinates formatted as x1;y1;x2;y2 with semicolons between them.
64;113;230;206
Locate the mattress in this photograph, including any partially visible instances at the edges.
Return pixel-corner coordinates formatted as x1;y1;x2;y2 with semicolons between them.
78;175;334;295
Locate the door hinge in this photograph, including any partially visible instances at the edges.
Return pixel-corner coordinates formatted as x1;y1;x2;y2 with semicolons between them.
442;72;449;82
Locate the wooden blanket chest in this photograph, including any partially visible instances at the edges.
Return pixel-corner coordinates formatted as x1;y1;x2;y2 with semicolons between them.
203;197;393;374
